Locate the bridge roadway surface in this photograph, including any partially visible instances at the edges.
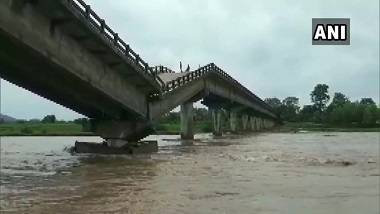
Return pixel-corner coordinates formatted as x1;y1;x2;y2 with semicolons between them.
0;0;279;145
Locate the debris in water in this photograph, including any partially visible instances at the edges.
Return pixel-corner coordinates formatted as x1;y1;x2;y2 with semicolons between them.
367;159;376;164
323;134;337;137
311;158;355;166
245;157;256;162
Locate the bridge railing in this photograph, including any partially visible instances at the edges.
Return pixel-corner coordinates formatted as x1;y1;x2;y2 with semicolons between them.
64;0;165;87
161;63;238;93
161;63;274;114
151;66;176;75
62;0;274;114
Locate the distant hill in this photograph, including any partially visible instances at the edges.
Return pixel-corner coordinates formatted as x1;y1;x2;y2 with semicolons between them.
0;114;17;123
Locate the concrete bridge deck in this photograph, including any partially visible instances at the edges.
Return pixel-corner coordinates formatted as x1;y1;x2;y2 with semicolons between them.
159;72;190;84
0;0;279;147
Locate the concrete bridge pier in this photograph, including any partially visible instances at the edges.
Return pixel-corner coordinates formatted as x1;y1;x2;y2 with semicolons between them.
92;120;154;144
229;110;239;133
242;114;249;131
258;117;262;130
255;117;261;131
211;108;223;136
180;102;194;140
249;117;257;132
248;116;255;131
248;117;253;131
262;119;266;129
254;117;259;131
74;120;158;154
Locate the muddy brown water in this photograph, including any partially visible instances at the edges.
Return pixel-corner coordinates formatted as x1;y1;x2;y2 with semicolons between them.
0;132;379;214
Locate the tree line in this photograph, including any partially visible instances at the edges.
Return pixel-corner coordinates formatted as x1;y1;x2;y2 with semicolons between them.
4;84;378;129
265;84;380;127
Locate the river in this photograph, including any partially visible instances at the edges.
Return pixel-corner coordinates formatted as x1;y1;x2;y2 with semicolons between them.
0;132;379;213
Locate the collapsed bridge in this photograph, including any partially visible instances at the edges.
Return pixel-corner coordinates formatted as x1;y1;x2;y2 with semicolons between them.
0;0;279;148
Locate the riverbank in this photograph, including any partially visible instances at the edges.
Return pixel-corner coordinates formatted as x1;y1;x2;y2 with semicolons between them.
0;121;378;136
276;122;380;132
154;121;212;135
0;121;213;136
0;122;94;136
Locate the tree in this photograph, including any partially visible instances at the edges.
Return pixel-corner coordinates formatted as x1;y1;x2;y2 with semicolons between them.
42;115;56;123
193;108;209;121
330;92;349;107
329;102;358;124
310;84;330;122
327;101;380;126
280;97;300;122
159;112;179;123
362;105;378;126
73;118;91;132
264;98;282;109
327;92;350;113
282;97;300;110
265;97;282;115
360;98;376;106
298;105;317;122
311;84;330;112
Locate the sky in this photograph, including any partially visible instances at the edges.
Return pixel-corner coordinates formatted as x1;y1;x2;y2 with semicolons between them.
1;0;379;120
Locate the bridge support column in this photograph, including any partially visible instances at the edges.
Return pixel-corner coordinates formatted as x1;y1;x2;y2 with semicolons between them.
242;114;249;131
75;120;159;154
212;109;223;136
256;117;260;131
249;117;254;131
92;120;154;145
254;117;260;131
180;102;194;140
255;117;259;131
230;111;239;133
262;119;266;129
252;117;258;131
248;116;255;131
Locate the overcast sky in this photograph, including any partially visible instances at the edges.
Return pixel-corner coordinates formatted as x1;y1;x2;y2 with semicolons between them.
1;0;379;120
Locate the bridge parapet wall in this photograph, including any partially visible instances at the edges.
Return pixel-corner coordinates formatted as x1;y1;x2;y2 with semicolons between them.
155;63;276;119
61;0;164;87
151;65;176;75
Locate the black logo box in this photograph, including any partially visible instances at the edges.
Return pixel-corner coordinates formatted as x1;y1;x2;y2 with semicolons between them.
312;18;350;45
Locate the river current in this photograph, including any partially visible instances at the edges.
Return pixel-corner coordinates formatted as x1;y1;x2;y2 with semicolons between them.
0;132;379;213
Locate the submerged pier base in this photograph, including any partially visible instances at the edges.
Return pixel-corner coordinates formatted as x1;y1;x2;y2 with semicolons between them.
75;140;158;154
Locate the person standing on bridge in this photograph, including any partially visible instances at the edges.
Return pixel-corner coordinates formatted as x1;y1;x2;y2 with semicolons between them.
185;64;190;72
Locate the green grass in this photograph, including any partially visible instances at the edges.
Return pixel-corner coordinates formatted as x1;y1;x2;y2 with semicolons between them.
0;122;94;136
0;121;213;136
154;121;212;134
